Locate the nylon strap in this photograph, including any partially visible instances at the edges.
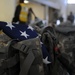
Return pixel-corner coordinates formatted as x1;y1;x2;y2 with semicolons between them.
19;51;35;75
13;42;35;75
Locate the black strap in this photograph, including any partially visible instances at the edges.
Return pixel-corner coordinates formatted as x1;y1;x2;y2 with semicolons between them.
0;67;5;75
1;54;19;69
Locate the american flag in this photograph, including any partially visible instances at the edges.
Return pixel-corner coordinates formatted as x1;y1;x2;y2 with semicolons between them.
0;21;51;64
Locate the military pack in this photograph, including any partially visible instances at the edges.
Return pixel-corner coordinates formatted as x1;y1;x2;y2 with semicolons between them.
0;36;44;75
55;25;75;75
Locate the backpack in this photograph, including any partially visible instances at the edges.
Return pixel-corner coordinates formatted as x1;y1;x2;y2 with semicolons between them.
0;37;45;75
41;26;57;62
41;26;75;75
55;25;75;55
55;25;75;75
41;26;59;75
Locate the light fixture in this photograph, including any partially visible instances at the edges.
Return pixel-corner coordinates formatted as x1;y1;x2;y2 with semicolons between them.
24;0;29;4
67;0;75;4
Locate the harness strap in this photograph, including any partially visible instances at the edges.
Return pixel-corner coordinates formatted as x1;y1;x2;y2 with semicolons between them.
19;51;35;75
13;42;35;75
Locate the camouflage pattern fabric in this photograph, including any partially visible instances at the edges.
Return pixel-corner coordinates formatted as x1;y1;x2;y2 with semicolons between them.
0;31;11;51
55;25;75;75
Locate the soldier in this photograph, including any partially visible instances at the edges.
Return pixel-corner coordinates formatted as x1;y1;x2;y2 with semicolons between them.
67;12;74;24
12;0;34;24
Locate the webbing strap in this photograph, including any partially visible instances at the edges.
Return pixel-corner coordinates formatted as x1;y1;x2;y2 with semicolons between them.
13;42;35;75
13;42;29;53
19;51;35;75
